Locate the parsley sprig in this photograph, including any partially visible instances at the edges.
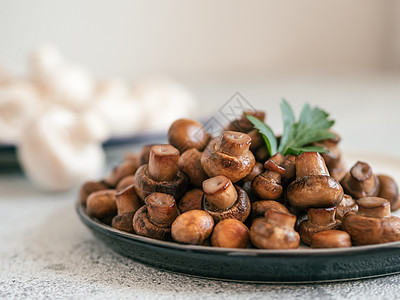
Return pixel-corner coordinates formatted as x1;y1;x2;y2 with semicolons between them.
247;99;336;156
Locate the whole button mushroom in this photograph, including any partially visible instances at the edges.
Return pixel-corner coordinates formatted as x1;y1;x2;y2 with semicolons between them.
178;189;204;213
250;209;300;249
225;110;266;133
211;219;250;248
134;145;189;201
252;154;286;200
105;159;139;188
202;175;251;223
311;230;352;248
86;189;117;224
250;200;290;223
171;210;214;245
377;174;400;211
335;194;358;221
341;161;380;199
112;184;143;233
201;131;256;183
178;148;208;188
168;119;210;153
242;162;264;183
133;192;179;241
298;207;341;246
79;180;109;206
342;197;400;245
286;152;343;208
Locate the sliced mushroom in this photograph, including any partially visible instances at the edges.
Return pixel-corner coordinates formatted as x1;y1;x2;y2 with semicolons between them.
202;175;251;223
298;207;341;245
341;161;380;199
250;209;300;249
134;145;189;200
286;152;343;208
342;197;400;245
201;131;255;183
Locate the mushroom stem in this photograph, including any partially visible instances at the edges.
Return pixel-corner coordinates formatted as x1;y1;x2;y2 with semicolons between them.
203;176;237;210
357;197;391;218
295;152;329;178
215;131;251;157
148;145;180;182
145;192;179;227
307;207;336;226
265;209;296;228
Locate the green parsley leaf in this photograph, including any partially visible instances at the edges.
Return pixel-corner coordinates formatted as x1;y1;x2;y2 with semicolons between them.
246;115;278;156
247;99;335;156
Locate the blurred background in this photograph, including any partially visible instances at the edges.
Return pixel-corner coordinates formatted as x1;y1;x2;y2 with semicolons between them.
1;0;400;189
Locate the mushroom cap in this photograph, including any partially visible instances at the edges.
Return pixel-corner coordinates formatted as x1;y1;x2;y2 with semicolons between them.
168;118;210;152
178;148;208;188
242;161;264;183
79;180;109;206
134;164;189;201
336;194;358;221
286;175;344;208
112;212;134;233
202;186;251;223
250;200;290;221
298;217;341;246
251;173;283;200
342;211;400;245
132;206;171;241
250;218;300;249
311;230;351;248
211;219;250;248
178;189;204;213
171;210;214;245
377;174;399;211
86;189;117;220
201;138;255;183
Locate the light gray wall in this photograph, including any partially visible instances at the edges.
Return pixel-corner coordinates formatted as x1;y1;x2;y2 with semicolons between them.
0;0;398;78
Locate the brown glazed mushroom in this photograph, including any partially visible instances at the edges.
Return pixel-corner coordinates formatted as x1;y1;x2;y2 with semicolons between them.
298;207;341;245
250;209;300;249
377;174;400;211
286;152;343;208
134;145;188;200
225;110;266;133
247;129;264;152
79;180;109;206
178;189;204;213
211;219;250;248
252;154;286;200
342;197;400;245
202;175;251;223
178;148;208;188
201;131;255;183
104;159;139;187
280;155;296;187
116;175;135;191
132;192;179;240
336;194;358;221
250;200;290;222
341;161;380;199
168;119;210;153
242;162;264;183
86;189;117;223
311;230;352;248
171;210;214;245
138;144;155;165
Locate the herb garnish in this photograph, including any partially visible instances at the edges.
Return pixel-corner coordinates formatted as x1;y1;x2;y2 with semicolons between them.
246;99;336;156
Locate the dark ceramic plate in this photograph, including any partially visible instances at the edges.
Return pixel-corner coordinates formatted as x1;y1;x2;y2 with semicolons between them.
76;201;400;283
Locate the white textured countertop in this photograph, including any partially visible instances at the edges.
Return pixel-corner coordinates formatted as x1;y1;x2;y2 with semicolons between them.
2;75;400;299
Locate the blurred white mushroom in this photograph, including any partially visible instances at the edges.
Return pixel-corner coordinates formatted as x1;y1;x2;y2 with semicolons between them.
17;106;105;191
93;79;144;137
132;79;197;131
30;44;95;110
0;80;42;143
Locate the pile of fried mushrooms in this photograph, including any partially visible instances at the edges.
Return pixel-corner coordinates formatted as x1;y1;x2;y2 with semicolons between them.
80;111;400;249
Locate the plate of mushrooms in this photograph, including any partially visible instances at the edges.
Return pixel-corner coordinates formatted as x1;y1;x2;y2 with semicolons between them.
77;101;400;283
